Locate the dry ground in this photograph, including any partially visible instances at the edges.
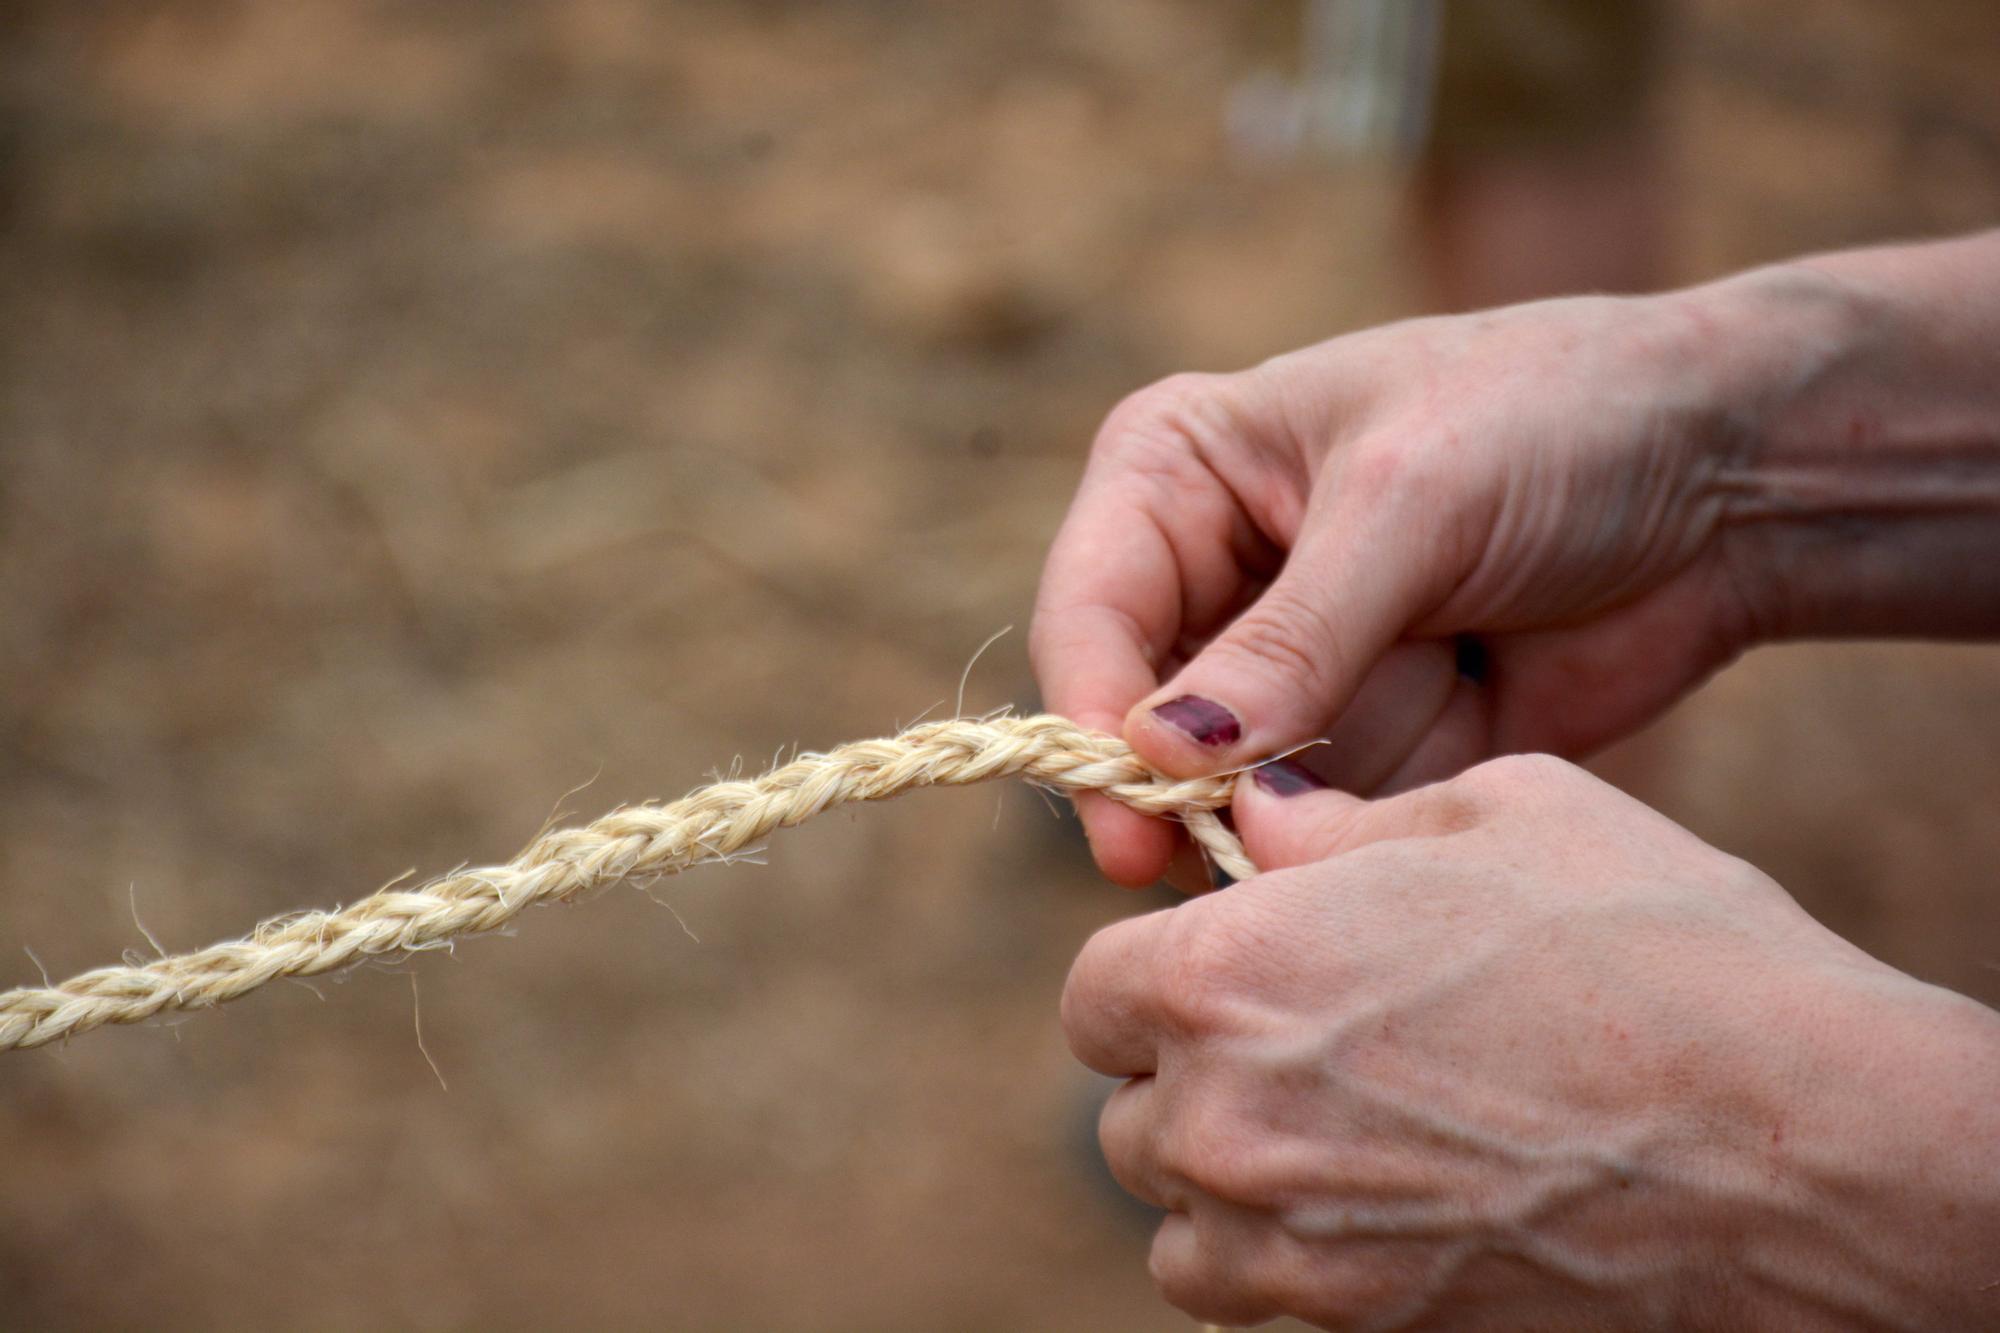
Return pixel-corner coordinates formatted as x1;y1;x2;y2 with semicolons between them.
1;2;1996;1329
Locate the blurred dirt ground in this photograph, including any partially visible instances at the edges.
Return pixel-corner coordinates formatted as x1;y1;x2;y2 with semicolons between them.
0;2;1997;1329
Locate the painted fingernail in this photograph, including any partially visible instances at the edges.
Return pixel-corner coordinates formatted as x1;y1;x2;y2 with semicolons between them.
1454;634;1489;685
1150;696;1241;747
1251;758;1328;798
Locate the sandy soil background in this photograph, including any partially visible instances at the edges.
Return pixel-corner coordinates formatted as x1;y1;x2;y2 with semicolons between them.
1;2;1996;1328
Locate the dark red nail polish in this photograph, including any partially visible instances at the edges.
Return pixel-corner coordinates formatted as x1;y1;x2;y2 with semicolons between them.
1151;696;1241;747
1251;758;1328;798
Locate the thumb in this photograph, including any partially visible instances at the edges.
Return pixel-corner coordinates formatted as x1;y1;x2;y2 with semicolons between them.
1125;512;1420;778
1231;759;1375;871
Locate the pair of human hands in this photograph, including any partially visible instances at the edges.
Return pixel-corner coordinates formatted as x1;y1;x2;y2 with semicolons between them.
1031;267;2000;1326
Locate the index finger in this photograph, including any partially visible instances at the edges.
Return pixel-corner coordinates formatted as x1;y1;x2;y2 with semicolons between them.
1031;551;1179;886
1030;451;1254;887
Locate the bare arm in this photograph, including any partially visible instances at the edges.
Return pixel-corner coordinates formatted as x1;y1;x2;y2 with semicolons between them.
1032;229;2000;887
1707;229;2000;641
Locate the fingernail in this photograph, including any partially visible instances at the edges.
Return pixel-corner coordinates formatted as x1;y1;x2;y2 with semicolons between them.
1251;758;1328;798
1454;634;1489;685
1151;696;1241;747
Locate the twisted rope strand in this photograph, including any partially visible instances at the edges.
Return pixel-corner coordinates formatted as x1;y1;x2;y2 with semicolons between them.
0;715;1251;1052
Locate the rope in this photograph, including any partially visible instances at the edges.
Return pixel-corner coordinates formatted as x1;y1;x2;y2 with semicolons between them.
0;714;1252;1052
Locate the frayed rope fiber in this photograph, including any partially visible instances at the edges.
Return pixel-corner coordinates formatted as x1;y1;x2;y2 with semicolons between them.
0;715;1252;1052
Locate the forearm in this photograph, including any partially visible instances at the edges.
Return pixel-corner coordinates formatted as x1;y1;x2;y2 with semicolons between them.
1687;230;2000;640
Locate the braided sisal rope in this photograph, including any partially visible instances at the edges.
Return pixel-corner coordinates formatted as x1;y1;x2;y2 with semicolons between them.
0;715;1252;1052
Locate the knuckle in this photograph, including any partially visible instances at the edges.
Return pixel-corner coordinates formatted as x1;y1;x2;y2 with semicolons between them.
1095;1097;1133;1164
1211;588;1344;697
1395;754;1597;836
1154;911;1255;1037
1456;751;1584;804
1107;371;1221;431
1150;1235;1273;1328
1166;1108;1284;1208
1332;435;1468;557
1147;1237;1206;1315
1056;974;1085;1049
1058;923;1123;1040
1335;432;1434;509
1395;782;1486;837
1097;1113;1159;1204
1093;373;1234;470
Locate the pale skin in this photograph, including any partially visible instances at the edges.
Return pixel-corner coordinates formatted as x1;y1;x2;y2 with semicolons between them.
1032;230;2000;1328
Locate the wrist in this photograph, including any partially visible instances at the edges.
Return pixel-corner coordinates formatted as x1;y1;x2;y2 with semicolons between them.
1676;237;2000;642
1732;967;2000;1328
1537;956;2000;1329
